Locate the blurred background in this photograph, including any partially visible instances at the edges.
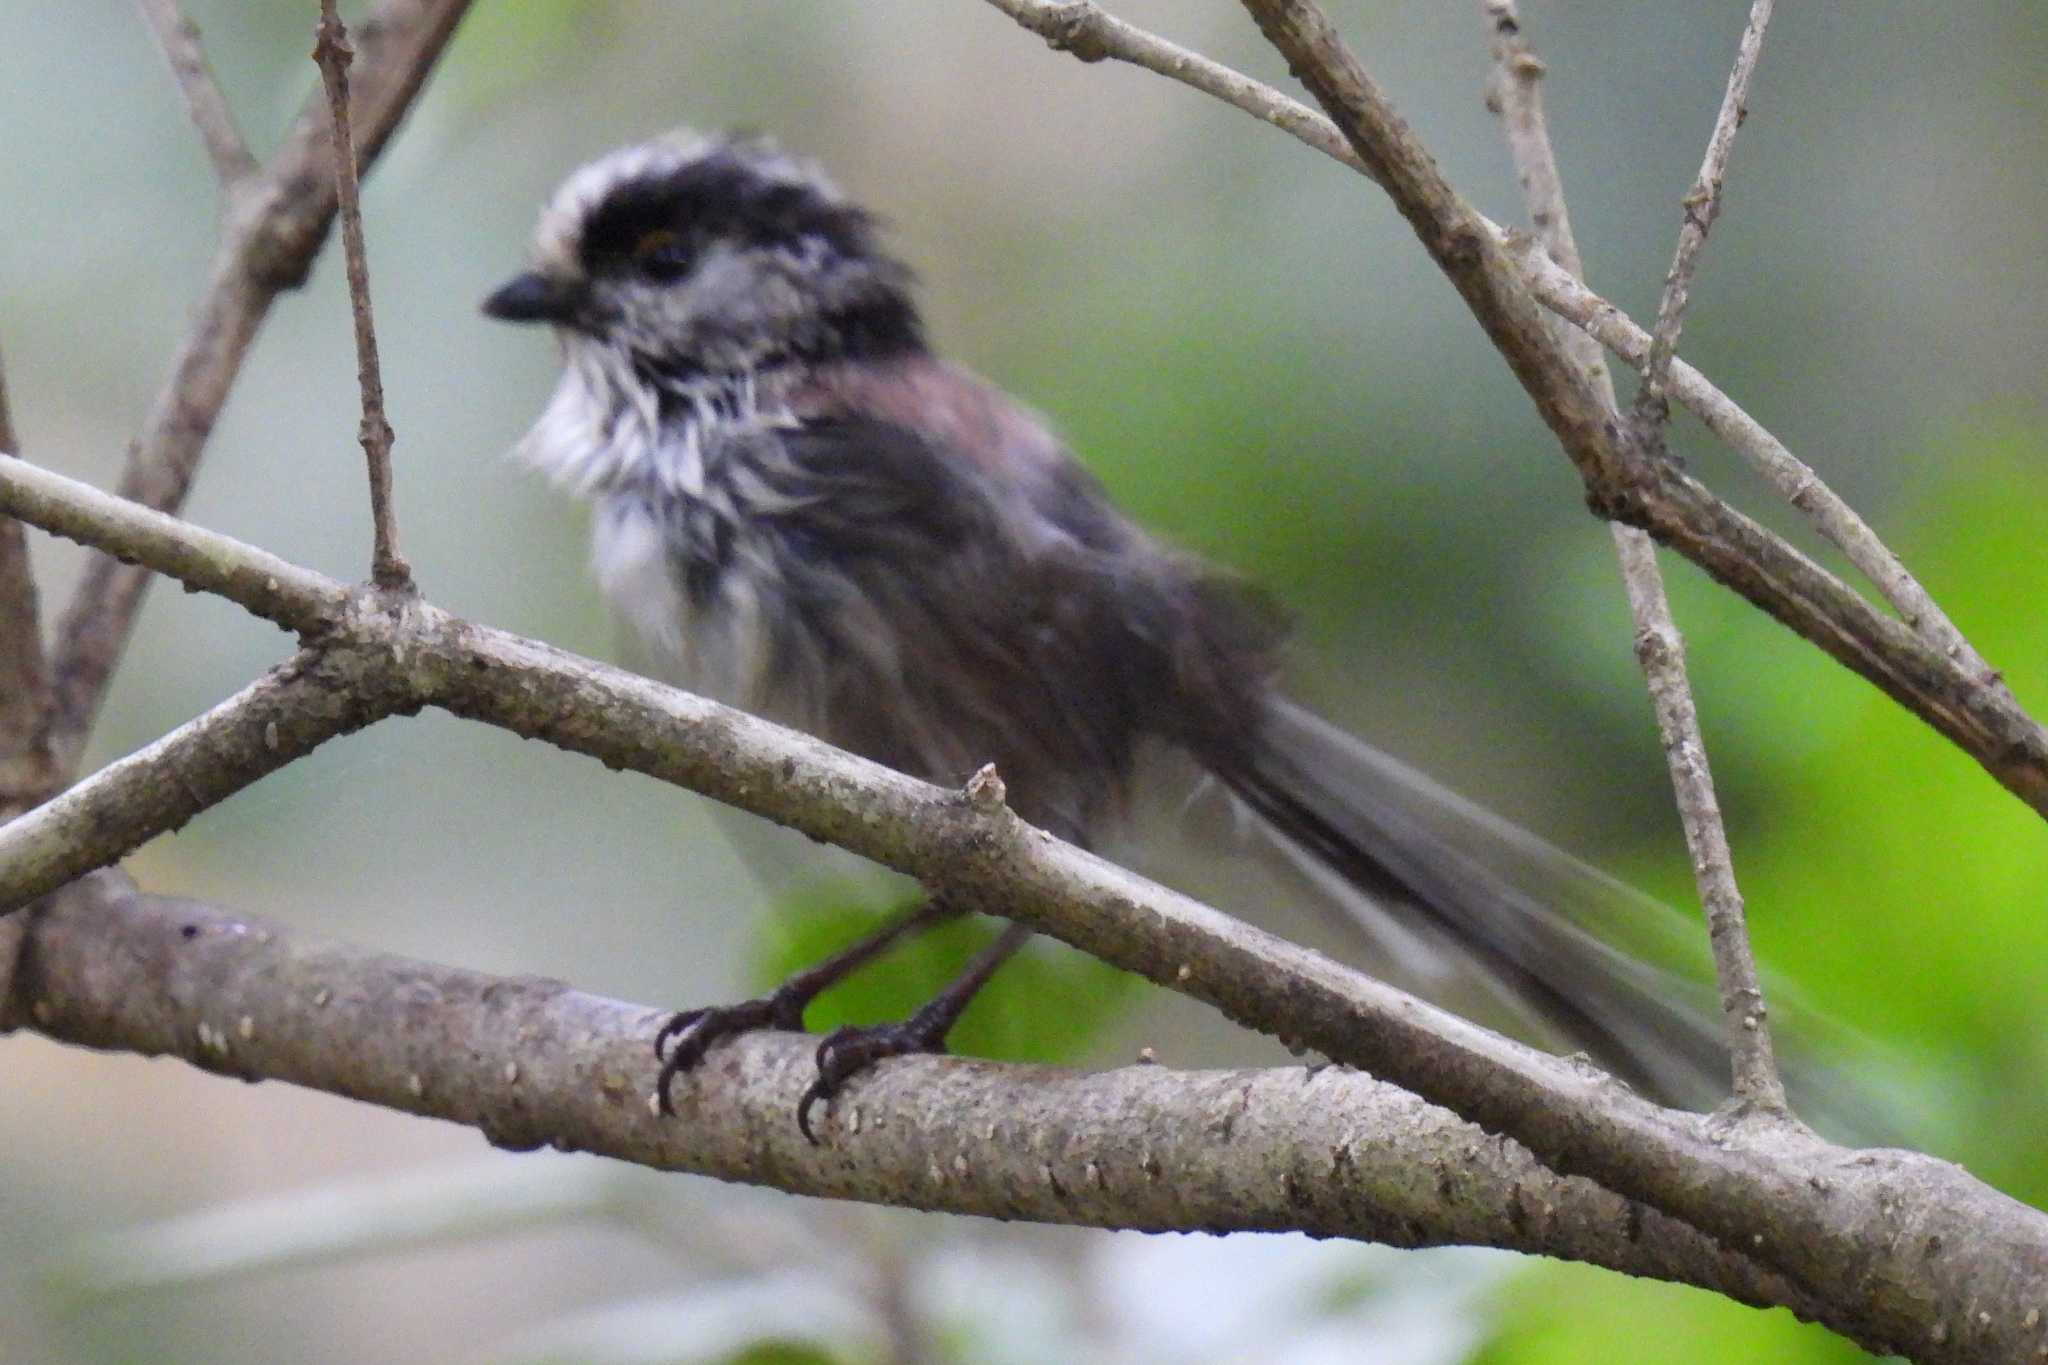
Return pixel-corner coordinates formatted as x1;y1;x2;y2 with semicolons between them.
2;1;2044;1361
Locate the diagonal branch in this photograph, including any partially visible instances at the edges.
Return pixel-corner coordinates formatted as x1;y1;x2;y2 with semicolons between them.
0;650;392;903
2;454;2045;1363
45;0;470;777
1511;244;1995;676
135;0;259;188
1481;0;1780;1107
1634;0;1775;428
971;0;2044;818
2;873;1828;1326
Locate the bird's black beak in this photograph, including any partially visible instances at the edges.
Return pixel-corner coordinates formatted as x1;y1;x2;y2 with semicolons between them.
482;270;583;325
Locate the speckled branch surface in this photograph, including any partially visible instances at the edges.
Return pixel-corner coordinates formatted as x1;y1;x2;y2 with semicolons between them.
2;454;2044;1363
3;872;1826;1322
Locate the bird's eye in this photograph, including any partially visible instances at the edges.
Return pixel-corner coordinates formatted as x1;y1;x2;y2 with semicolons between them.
632;228;693;281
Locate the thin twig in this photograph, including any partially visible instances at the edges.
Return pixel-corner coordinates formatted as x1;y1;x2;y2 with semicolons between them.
1633;0;1775;429
313;1;412;593
981;0;1382;184
1480;2;1600;373
0;352;58;820
1481;0;1781;1107
134;0;259;188
1;456;2044;1364
969;0;2048;815
46;0;468;775
1512;241;1997;679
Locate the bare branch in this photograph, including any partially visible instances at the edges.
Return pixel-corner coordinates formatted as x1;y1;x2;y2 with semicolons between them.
1480;2;1599;366
1635;0;1776;427
1618;550;1782;1101
4;874;1829;1324
46;0;469;776
1481;0;1780;1106
313;1;413;593
0;455;347;634
1234;0;2048;817
0;651;396;902
3;458;2046;1363
981;0;1379;182
135;0;258;188
1512;243;1996;678
971;0;2048;818
0;355;59;821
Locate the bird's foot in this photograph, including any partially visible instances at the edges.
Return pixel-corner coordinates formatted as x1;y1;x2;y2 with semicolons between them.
653;987;809;1115
796;1011;952;1144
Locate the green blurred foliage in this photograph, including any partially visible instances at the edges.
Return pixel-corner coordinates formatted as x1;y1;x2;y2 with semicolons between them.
717;1344;841;1365
1484;426;2048;1363
1471;1267;1872;1365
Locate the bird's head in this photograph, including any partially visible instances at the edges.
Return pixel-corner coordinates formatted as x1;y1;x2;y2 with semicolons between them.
484;131;923;383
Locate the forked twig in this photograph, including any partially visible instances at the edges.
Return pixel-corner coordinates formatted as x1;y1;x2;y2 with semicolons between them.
2;450;2044;1364
969;0;2047;818
1481;0;1781;1107
47;0;467;774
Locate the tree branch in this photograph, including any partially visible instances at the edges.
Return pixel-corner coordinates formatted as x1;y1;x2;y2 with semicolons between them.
45;0;469;775
2;454;2044;1362
1634;0;1774;428
1508;242;1994;677
0;649;396;903
1481;0;1781;1107
0;351;58;821
313;0;413;593
971;0;2048;820
134;0;258;189
4;873;1836;1322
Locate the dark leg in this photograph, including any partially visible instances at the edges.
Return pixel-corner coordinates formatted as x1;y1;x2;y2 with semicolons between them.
654;896;964;1115
797;921;1034;1143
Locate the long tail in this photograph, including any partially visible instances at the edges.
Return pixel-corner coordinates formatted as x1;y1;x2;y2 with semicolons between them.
1206;697;1733;1110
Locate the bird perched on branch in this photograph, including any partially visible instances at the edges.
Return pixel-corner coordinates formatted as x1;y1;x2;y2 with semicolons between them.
485;131;1727;1140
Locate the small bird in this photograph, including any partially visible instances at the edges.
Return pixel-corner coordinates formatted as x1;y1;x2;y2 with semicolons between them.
484;131;1727;1138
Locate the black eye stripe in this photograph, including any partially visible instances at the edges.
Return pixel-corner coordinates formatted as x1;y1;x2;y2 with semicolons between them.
578;152;876;276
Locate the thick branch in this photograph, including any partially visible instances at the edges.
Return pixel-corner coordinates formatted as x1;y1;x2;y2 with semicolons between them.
46;0;469;774
2;458;2044;1362
3;874;1828;1319
972;0;2048;820
1482;0;1780;1106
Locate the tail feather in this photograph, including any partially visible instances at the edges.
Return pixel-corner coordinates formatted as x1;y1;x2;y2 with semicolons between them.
1210;698;1732;1110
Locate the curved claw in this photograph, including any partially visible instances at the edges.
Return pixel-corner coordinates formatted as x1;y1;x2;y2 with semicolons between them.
652;992;808;1116
653;1007;712;1062
794;1018;950;1144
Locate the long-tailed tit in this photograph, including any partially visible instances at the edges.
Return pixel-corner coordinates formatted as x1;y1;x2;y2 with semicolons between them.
485;132;1727;1138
